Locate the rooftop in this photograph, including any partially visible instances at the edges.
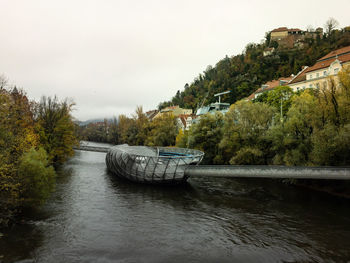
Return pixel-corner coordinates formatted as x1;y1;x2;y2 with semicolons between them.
305;46;350;73
289;66;308;84
254;76;293;94
271;27;302;33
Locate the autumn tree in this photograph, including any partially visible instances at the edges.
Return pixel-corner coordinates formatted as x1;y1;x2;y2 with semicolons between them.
133;106;150;145
220;101;275;165
35;96;78;165
146;113;178;146
188;112;224;164
325;17;339;35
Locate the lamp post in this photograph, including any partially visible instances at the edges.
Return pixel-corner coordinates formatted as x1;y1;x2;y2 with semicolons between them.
280;91;287;123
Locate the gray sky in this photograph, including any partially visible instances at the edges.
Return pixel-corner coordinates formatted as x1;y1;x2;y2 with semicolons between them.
0;0;349;121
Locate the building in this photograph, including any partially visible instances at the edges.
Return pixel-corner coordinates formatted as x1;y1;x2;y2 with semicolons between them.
145;109;158;120
154;105;192;119
176;114;195;131
270;27;303;41
247;76;293;100
288;45;350;91
269;27;322;49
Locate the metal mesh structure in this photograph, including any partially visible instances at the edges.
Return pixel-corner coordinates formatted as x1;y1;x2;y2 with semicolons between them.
106;144;204;184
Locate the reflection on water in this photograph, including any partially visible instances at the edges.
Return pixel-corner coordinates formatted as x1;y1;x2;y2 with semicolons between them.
1;144;350;263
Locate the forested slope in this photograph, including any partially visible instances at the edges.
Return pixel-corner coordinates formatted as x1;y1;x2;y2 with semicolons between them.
158;25;350;110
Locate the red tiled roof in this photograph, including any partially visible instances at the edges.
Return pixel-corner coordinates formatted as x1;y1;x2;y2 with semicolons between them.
246;76;293;100
168;106;179;109
305;52;350;73
289;66;308;84
178;116;186;127
318;46;350;61
254;76;293;94
247;93;255;100
271;27;302;33
145;110;158;119
271;27;288;32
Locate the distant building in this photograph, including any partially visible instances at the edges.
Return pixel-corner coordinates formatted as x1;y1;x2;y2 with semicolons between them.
288;45;350;91
269;27;322;49
154;105;192;119
145;109;158;120
270;27;303;41
247;76;293;100
263;47;275;57
176;114;195;131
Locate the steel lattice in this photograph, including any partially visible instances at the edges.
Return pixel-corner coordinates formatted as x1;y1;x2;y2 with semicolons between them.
106;144;204;184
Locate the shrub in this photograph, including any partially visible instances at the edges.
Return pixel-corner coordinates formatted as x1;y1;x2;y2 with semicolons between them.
18;147;56;205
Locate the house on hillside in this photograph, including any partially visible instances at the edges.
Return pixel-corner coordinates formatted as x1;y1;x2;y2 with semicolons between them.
270;27;303;41
247;76;293;100
145;109;158;121
269;27;322;49
177;114;195;131
154;105;192;119
288;45;350;91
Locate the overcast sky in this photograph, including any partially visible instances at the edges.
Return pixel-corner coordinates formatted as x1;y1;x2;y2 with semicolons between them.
0;0;349;121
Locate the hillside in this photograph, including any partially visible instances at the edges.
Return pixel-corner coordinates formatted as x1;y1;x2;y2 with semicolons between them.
158;25;350;110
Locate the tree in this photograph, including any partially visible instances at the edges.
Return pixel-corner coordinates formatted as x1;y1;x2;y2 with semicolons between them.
35;96;78;165
108;117;119;144
118;114;136;144
188;112;224;164
133;106;150;145
325;17;339;35
18;147;56;205
270;90;320;165
220;101;275;164
255;86;294;121
146;113;178;146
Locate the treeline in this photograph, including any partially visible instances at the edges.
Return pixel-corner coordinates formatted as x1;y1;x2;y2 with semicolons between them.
0;76;77;226
177;69;350;166
158;21;350;111
78;108;178;147
81;68;350;167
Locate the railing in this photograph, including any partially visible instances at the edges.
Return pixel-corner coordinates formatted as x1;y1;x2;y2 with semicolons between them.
185;165;350;180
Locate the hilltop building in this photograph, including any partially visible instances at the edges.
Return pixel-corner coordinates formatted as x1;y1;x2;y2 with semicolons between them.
269;27;323;49
248;45;350;99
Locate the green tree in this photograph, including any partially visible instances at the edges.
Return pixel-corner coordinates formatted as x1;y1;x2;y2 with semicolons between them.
255;86;294;121
35;96;78;165
270;90;320;165
220;101;276;164
146;113;178;146
18;147;56;205
188;112;224;164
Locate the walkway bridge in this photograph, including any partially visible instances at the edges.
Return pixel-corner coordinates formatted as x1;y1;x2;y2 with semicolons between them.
74;144;350;180
73;145;110;153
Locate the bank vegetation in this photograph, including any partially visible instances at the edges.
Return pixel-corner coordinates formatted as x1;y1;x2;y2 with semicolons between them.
0;76;78;226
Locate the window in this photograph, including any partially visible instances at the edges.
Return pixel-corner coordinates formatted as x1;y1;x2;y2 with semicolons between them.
323;71;327;76
297;87;300;91
309;74;313;79
316;73;319;78
334;68;339;74
316;83;320;89
309;84;313;89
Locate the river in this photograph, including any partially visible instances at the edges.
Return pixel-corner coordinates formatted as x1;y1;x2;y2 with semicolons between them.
1;143;350;262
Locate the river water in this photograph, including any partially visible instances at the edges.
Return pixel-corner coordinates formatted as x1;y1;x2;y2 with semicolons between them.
1;143;350;262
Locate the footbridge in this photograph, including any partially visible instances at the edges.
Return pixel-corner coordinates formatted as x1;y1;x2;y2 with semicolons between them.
73;145;110;153
74;144;350;180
